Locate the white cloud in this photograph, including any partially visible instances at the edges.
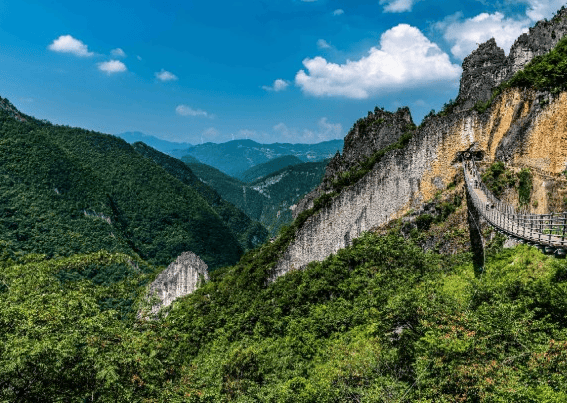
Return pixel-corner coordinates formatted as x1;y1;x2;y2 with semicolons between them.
295;24;461;99
262;79;290;92
273;118;342;142
333;9;344;16
525;0;566;21
137;55;142;61
110;48;126;58
176;105;209;117
273;123;298;140
202;127;219;137
48;35;93;57
438;12;529;59
379;0;419;13
314;117;342;140
155;69;178;81
317;39;332;49
97;60;127;74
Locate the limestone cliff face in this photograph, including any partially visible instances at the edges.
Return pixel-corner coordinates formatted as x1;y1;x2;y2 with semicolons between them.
275;10;567;281
146;251;209;315
293;107;414;219
273;88;567;279
456;8;567;110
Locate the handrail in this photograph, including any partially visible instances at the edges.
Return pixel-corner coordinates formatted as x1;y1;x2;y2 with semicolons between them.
463;158;567;250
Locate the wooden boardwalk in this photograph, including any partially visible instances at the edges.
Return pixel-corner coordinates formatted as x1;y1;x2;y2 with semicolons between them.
463;159;567;254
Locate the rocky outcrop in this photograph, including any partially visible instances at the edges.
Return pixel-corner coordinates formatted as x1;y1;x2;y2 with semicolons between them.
457;7;567;109
324;107;414;181
456;38;507;110
273;88;567;280
292;107;414;219
144;251;209;316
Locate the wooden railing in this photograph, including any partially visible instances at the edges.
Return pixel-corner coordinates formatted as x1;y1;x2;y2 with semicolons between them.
463;159;567;253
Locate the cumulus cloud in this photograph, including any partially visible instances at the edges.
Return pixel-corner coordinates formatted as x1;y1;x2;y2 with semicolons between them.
262;79;290;92
155;69;178;81
110;48;126;58
97;60;127;74
333;9;344;16
437;12;529;59
379;0;419;13
525;0;566;21
295;24;461;99
176;105;209;117
273;118;342;142
317;39;332;49
48;35;93;57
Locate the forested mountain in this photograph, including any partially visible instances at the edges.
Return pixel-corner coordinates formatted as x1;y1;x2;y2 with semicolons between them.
237;155;303;182
183;159;267;220
0;97;243;269
171;138;343;177
132;141;268;250
184;158;328;236
116;131;192;152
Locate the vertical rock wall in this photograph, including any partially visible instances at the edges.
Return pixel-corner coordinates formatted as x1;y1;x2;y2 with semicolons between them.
273;88;567;280
146;251;209;315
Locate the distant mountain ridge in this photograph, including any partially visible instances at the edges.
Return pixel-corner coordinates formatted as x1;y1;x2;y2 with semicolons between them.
171;139;343;177
117;131;192;152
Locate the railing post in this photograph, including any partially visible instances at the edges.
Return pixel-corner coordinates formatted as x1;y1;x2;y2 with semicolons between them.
563;213;566;247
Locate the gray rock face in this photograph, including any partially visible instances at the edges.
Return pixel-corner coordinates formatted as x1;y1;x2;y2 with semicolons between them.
457;38;507;110
145;251;209;315
457;7;567;109
292;107;414;220
325;107;414;181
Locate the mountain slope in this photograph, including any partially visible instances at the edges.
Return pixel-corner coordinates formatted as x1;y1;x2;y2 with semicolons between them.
183;159;267;221
172;139;343;177
237;155;303;182
132;141;268;250
0;99;243;269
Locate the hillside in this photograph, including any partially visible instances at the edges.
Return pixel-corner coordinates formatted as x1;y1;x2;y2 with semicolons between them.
0;99;243;269
185;158;327;236
172;139;343;177
132;141;268;250
184;159;267;220
237;155;303;183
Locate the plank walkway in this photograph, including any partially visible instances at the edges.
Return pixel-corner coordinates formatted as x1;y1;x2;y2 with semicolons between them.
463;159;567;254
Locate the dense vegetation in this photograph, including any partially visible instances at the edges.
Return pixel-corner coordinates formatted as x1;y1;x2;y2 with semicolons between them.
0;101;244;269
3;223;567;401
132;142;268;250
481;161;533;206
183;160;266;220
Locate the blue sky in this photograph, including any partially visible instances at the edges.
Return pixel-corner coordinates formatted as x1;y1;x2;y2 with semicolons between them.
1;0;565;144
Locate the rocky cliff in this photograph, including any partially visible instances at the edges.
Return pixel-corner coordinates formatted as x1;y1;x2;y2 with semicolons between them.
273;11;567;280
457;7;567;110
144;251;209;315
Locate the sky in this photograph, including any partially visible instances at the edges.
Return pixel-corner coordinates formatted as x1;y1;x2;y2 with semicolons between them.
0;0;565;145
